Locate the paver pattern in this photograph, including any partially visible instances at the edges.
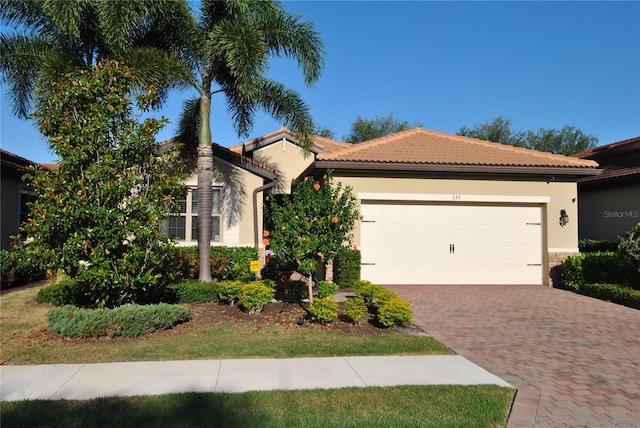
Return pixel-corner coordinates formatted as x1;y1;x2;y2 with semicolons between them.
388;285;640;428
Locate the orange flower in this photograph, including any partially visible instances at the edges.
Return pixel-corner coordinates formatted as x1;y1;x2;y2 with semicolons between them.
359;215;364;221
353;244;358;250
317;251;324;260
314;183;321;190
331;216;339;223
263;230;269;237
262;238;270;246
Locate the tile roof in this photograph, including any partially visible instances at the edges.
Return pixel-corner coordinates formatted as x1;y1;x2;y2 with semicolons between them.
572;136;640;184
317;128;599;170
230;127;351;155
0;149;57;176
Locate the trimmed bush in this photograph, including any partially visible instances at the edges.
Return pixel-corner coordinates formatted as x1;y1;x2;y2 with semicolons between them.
308;297;338;324
373;288;397;306
217;281;243;306
241;282;275;313
334;249;361;289
46;303;192;338
377;298;413;327
343;297;368;324
563;252;634;289
0;249;47;289
316;280;339;298
36;279;87;306
284;280;308;301
579;239;618;253
170;280;220;303
578;283;640;310
352;280;377;303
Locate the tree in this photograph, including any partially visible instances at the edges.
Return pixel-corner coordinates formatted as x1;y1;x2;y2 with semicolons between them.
175;0;324;281
314;125;336;139
20;61;187;308
457;116;598;155
524;125;598;156
457;116;526;147
264;171;359;303
0;0;191;119
343;113;422;143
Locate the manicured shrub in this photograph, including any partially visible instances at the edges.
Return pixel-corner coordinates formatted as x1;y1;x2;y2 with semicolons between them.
373;288;398;306
334;249;361;289
284;280;308;301
36;279;87;306
376;298;413;327
241;282;275;313
563;252;633;289
217;281;243;306
0;248;47;289
578;283;640;310
46;303;192;338
170;280;220;303
308;297;338;324
352;280;377;303
579;239;618;253
316;280;339;298
343;297;368;324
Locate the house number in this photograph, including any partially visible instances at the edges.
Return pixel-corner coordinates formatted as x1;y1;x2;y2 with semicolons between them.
452;194;461;201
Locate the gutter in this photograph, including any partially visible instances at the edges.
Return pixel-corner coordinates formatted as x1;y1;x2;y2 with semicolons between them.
253;179;277;250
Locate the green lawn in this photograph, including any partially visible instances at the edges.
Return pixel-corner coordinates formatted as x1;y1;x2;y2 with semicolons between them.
1;385;514;428
0;283;515;427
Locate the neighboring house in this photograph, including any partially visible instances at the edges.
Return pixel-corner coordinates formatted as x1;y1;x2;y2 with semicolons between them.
197;127;599;287
0;149;57;250
572;137;640;241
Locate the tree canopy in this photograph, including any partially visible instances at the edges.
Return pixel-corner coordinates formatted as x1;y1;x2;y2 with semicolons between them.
343;113;423;143
174;0;325;280
0;0;192;118
457;116;598;155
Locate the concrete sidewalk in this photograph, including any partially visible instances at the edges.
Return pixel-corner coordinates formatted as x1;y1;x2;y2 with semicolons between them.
0;355;511;402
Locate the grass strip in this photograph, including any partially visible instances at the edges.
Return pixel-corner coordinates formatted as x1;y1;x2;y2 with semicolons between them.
1;385;514;428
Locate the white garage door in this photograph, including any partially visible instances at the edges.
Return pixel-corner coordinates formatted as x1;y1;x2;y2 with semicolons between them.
360;203;543;285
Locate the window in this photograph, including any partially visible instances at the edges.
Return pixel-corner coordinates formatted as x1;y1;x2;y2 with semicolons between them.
162;188;221;243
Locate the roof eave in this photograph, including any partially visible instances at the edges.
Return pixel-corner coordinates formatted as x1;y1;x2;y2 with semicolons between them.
309;161;602;178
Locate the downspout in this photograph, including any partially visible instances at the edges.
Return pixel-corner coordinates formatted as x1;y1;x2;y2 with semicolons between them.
253;179;277;250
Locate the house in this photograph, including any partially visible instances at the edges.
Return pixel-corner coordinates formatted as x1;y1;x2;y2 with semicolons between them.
572;137;640;241
0;149;57;250
172;127;601;286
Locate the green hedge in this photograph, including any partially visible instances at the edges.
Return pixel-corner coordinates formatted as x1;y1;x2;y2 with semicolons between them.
169;280;220;303
0;249;46;289
562;252;634;290
36;279;87;306
169;246;259;282
47;303;192;338
579;239;618;253
577;283;640;310
334;249;361;289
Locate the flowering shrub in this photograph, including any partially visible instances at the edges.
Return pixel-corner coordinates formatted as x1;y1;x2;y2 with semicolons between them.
264;171;360;301
18;61;187;307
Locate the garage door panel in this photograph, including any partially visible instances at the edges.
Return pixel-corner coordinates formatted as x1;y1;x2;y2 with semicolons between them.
360;202;543;285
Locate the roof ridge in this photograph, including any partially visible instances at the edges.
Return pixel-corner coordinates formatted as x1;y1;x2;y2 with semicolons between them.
326;127;423;157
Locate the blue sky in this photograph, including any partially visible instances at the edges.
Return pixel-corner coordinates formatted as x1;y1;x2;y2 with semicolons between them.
1;0;639;164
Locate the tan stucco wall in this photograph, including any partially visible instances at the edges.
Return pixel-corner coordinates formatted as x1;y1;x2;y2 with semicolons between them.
252;140;314;194
578;183;640;241
182;159;265;247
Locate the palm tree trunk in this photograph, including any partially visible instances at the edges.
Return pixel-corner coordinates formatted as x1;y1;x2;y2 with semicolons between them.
197;93;213;281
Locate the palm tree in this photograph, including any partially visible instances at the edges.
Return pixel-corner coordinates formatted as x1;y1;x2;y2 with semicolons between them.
0;0;193;119
176;0;324;281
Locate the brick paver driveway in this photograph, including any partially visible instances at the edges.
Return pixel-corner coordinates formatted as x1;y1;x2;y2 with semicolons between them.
387;285;640;428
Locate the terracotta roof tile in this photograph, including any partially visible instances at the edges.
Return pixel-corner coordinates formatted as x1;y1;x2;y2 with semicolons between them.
229;127;351;155
317;128;599;169
572;136;640;183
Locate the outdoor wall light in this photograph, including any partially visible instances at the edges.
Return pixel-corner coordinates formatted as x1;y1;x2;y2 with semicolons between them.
559;209;569;227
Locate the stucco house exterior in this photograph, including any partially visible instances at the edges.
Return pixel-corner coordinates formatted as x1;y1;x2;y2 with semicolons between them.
175;127;600;287
572;137;640;241
0;149;57;250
